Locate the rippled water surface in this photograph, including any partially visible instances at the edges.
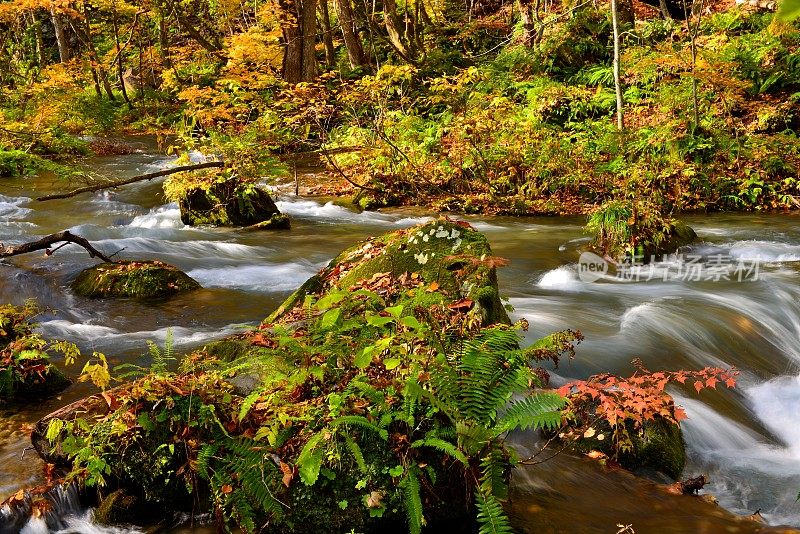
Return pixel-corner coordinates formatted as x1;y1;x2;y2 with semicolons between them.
1;140;799;532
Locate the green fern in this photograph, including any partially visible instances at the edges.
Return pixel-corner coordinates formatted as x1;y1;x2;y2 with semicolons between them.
497;392;566;432
401;466;424;534
475;487;514;534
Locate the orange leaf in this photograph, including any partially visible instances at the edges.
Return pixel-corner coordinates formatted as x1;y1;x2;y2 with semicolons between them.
426;281;440;293
693;380;703;393
221;484;233;494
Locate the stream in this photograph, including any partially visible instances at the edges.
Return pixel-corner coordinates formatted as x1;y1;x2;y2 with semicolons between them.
0;139;799;533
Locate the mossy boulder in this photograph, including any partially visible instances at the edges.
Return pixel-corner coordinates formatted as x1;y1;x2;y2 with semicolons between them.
0;303;71;402
569;416;686;480
267;217;510;326
646;220;697;259
178;180;283;227
72;260;200;299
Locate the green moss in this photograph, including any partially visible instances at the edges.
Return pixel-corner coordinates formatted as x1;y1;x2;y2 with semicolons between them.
571;417;686;479
244;213;291;231
71;261;201;299
268;219;510;326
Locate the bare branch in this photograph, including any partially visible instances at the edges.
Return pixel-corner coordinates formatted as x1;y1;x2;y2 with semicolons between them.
36;161;225;201
0;231;115;263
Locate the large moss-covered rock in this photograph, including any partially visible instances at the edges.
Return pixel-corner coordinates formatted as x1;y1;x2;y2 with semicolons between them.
267;217;510;326
72;260;200;299
178;179;284;227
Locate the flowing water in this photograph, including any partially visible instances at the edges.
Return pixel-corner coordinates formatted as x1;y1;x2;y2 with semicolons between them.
0;139;799;532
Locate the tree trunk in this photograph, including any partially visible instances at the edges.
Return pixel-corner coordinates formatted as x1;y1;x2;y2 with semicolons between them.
111;3;133;108
319;0;336;68
50;6;70;62
611;0;624;130
280;0;319;83
383;0;415;62
29;12;47;66
301;0;319;80
280;0;304;83
334;0;368;68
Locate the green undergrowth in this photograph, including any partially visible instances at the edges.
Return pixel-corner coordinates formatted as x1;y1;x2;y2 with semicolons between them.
43;221;582;533
0;301;75;400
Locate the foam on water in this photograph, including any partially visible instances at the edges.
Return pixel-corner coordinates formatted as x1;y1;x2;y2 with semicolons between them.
0;194;32;220
679;395;800;523
748;374;800;456
536;266;582;291
128;203;185;229
188;262;322;292
38;321;247;349
276;199;432;226
728;240;800;262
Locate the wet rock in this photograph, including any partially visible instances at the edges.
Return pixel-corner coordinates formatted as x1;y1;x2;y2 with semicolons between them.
71;260;200;299
644;220;697;259
242;212;291;231
178;180;283;227
571;415;687;480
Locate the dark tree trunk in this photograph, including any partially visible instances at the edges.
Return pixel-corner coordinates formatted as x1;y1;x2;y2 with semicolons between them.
319;0;336;68
335;0;368;68
280;0;319;83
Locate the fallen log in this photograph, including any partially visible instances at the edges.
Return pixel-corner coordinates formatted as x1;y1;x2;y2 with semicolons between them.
0;231;115;263
36;161;225;201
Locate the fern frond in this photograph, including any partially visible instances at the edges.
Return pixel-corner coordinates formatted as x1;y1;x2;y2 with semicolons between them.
401;466;424;534
475;488;513;534
411;437;468;466
497;392;566;432
330;415;389;440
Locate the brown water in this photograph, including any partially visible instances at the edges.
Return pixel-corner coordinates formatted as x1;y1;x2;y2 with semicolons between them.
1;140;799;532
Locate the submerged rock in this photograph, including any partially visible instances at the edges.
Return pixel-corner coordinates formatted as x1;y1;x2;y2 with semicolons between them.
71;260;200;299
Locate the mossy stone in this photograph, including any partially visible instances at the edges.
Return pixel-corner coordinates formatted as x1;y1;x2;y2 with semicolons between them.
72;261;200;299
572;416;686;480
179;181;282;227
0;363;71;401
267;218;510;326
645;220;697;259
243;212;291;231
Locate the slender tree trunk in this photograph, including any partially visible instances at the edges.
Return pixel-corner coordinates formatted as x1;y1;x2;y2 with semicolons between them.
82;2;116;100
111;3;133;108
335;0;368;68
301;0;319;80
658;0;673;20
280;0;304;83
319;0;336;68
159;12;172;68
280;0;319;82
611;0;624;130
50;6;70;62
30;12;47;66
383;0;415;62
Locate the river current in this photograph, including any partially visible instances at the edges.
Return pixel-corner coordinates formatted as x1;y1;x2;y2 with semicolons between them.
0;141;798;533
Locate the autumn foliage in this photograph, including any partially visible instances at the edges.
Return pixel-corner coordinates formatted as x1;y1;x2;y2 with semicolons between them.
558;359;738;453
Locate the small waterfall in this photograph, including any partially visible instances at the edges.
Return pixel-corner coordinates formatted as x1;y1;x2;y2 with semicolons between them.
1;485;143;534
